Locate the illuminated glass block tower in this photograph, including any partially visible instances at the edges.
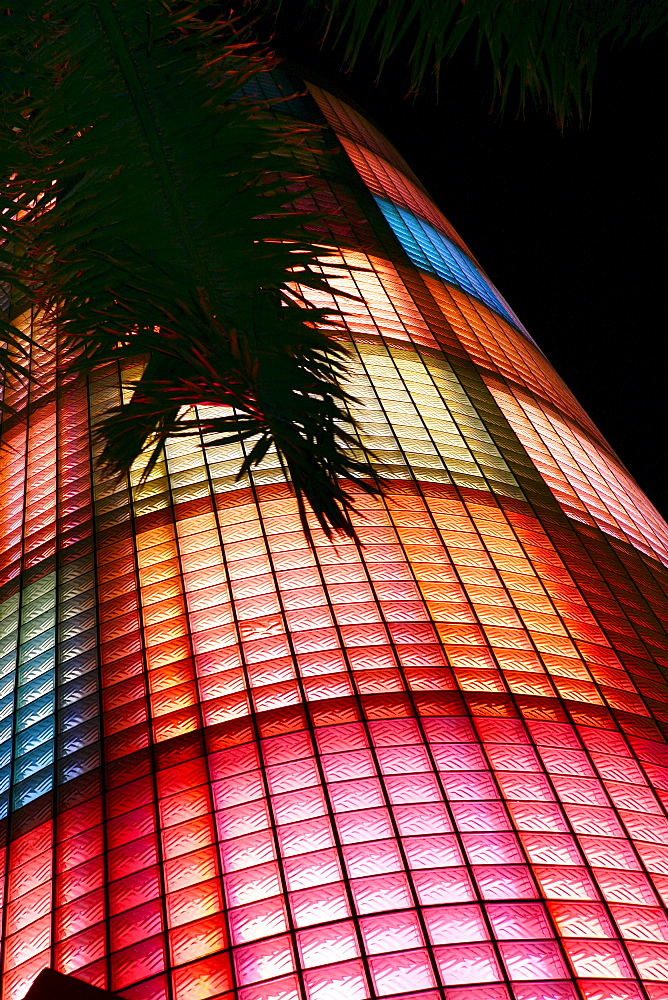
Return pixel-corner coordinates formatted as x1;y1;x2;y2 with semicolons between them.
3;72;668;1000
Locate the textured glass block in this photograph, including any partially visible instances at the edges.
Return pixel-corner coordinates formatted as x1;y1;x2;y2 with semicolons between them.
434;942;502;986
284;848;342;890
237;975;300;1000
165;875;222;926
499;939;568;980
359;911;423;955
303;960;369;1000
463;832;524;865
563;938;634;978
487;901;554;940
110;935;166;992
351;872;414;914
475;865;538;901
424;904;488;944
369;949;437;994
626;941;668;981
403;834;463;869
170;913;228;965
579;985;645;1000
290;883;350;929
512;985;578;1000
171;953;233;1000
297;921;359;968
110;901;163;952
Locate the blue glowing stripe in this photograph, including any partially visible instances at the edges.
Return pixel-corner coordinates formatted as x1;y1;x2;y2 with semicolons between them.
374;196;531;338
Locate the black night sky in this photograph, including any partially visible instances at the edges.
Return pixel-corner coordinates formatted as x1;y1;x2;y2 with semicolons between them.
268;16;668;522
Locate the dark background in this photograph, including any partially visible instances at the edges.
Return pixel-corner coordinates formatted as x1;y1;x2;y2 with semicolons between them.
267;14;668;521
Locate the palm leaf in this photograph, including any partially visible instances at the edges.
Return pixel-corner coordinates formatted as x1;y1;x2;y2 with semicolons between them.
293;0;668;122
0;0;378;537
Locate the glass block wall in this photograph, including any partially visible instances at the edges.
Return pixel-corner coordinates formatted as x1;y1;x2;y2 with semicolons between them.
3;72;668;1000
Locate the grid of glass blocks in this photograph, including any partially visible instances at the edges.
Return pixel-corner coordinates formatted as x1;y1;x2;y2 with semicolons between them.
372;197;529;339
2;74;668;1000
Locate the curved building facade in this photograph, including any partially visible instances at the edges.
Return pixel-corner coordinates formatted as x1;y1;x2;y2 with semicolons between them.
3;72;668;1000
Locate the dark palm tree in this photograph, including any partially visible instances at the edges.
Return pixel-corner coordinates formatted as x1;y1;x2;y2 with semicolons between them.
1;0;665;535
